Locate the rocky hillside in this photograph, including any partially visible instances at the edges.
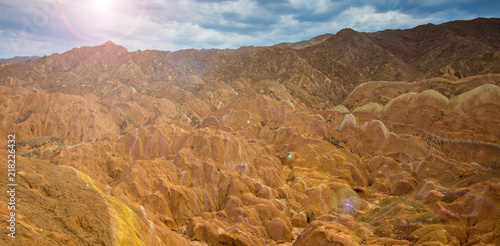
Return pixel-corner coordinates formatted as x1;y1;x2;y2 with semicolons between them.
0;18;499;245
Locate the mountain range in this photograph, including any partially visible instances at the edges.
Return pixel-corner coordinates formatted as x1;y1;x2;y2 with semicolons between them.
0;56;40;63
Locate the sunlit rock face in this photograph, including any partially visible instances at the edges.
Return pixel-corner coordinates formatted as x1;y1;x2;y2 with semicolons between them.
1;18;500;245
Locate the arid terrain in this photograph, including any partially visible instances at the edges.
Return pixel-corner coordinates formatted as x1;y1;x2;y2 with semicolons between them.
1;18;499;245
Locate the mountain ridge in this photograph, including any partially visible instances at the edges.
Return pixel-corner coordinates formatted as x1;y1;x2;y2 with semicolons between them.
2;18;499;110
0;55;40;63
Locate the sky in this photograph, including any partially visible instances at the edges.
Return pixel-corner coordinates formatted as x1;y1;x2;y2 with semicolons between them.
0;0;499;58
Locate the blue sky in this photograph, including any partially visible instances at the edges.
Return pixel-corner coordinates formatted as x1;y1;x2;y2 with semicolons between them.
0;0;499;58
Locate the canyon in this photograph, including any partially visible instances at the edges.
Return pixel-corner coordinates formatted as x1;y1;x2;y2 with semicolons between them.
0;18;499;245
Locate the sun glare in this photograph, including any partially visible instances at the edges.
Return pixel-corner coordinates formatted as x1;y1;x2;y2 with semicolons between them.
92;0;114;12
60;0;146;43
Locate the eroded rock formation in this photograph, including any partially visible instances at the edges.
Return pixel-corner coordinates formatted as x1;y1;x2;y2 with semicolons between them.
1;18;499;246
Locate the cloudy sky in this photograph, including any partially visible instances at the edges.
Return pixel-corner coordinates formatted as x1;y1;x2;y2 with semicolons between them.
0;0;499;58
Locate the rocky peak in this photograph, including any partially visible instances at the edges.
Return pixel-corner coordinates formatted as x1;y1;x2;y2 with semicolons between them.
335;28;359;36
95;40;128;55
102;40;116;46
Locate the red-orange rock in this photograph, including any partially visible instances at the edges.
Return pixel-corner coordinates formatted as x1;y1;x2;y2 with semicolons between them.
292;212;308;227
293;221;360;246
263;218;292;243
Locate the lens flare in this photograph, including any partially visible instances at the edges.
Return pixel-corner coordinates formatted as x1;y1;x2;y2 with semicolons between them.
92;0;114;12
59;0;146;43
339;197;360;215
331;188;361;215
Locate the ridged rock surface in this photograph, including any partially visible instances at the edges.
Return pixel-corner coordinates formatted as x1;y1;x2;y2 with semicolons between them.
1;18;499;246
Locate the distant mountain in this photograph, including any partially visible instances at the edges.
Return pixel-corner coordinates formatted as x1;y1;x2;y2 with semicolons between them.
0;55;40;63
2;18;498;109
273;33;334;49
366;17;500;76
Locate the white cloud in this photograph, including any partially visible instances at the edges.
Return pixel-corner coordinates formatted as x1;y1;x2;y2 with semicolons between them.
123;16;264;52
336;5;442;32
0;31;79;58
104;3;475;52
